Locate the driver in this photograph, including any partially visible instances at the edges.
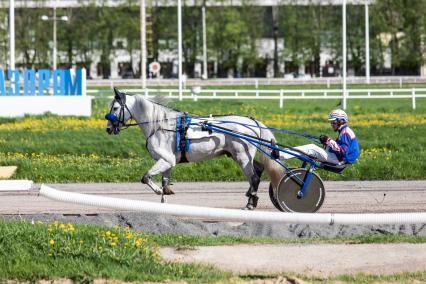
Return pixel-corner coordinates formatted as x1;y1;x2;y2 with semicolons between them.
278;109;359;165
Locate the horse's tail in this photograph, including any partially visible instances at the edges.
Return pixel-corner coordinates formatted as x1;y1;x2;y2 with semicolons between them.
258;128;284;190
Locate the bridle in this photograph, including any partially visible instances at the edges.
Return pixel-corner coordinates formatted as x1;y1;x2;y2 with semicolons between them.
105;95;136;134
105;93;181;135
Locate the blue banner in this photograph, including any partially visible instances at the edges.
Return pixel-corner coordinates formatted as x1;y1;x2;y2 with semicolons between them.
0;68;85;96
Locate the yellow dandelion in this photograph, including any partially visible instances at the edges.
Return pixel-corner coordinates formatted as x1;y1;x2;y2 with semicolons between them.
49;239;55;246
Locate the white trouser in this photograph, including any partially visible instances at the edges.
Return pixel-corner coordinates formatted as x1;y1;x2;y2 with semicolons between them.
279;144;341;165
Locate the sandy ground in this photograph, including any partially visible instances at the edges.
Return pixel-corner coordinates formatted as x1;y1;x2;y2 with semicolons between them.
161;243;426;276
1;180;426;214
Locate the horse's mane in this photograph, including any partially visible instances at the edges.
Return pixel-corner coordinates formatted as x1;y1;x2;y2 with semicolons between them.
149;95;169;107
135;95;182;134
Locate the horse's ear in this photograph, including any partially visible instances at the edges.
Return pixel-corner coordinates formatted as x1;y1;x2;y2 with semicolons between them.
113;87;126;104
113;87;121;100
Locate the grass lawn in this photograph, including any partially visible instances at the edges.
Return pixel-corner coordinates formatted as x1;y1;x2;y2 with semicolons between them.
0;220;229;283
1;220;425;283
0;95;424;182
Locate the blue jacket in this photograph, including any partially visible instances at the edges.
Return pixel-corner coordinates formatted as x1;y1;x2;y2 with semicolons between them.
327;125;359;164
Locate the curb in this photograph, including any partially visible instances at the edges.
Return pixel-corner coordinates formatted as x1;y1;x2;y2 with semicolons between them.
0;180;33;191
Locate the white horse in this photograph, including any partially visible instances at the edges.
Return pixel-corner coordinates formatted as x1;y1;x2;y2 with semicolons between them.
106;88;282;210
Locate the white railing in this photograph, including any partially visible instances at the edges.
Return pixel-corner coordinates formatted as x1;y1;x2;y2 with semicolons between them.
86;76;426;87
88;87;426;110
40;185;426;225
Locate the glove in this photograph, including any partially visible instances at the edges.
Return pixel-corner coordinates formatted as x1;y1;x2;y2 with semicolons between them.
319;135;330;145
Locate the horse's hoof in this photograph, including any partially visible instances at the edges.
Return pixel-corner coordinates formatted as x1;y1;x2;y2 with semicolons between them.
162;185;175;195
244;204;255;210
247;195;259;209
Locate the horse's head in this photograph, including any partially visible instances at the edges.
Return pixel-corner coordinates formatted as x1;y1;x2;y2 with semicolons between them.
105;88;132;135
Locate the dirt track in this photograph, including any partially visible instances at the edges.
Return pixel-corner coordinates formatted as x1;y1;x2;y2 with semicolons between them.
1;180;425;215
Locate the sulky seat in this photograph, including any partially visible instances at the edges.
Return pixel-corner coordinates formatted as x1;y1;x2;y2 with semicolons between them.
319;162;347;174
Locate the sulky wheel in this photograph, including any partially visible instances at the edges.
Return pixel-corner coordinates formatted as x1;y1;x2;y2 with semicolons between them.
269;183;283;212
276;168;325;213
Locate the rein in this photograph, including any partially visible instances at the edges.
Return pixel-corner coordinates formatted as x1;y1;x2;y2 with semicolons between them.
105;94;319;143
207;120;320;141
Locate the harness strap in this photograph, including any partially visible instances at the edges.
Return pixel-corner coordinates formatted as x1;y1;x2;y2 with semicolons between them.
176;115;191;163
179;116;188;163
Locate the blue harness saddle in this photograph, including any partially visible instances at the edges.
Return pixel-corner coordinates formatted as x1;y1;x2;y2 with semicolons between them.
176;115;191;163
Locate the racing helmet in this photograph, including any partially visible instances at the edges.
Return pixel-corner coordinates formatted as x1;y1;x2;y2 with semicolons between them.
328;109;348;124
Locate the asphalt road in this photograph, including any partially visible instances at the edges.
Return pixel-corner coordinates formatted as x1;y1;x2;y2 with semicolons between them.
1;180;425;215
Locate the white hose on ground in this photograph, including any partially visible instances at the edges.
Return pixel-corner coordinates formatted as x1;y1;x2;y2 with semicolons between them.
39;185;426;225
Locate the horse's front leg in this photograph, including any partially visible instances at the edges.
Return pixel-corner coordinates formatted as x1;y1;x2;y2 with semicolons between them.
161;168;174;195
141;158;173;196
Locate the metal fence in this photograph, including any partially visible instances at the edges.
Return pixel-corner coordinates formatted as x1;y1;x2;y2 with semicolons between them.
88;87;426;109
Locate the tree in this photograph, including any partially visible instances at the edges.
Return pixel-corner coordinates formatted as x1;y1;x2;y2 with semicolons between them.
278;3;326;76
207;4;265;78
63;5;100;71
77;0;121;78
370;0;426;75
116;0;140;77
346;4;366;75
15;3;50;68
239;3;264;77
151;6;177;76
182;2;202;77
0;8;8;68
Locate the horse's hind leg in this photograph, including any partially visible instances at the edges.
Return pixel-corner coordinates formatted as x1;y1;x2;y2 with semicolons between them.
253;160;264;179
233;152;260;210
246;160;264;209
245;169;261;210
